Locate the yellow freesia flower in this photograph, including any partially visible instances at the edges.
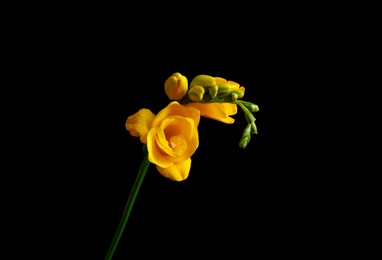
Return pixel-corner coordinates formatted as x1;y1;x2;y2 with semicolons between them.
125;101;200;181
106;73;259;260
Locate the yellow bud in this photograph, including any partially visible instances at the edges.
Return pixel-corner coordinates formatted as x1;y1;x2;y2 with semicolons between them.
190;75;216;89
239;86;245;98
188;85;205;101
164;72;188;100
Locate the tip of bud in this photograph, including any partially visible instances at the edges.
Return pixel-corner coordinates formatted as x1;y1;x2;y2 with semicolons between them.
239;124;252;148
239;137;250;148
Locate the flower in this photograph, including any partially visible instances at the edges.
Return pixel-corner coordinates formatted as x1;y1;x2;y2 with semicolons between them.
126;101;200;181
106;72;260;260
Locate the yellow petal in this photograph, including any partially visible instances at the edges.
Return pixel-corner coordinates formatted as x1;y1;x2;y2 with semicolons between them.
147;128;172;168
185;102;237;124
125;109;155;143
156;158;191;181
156;118;176;155
215;77;241;91
215;77;227;84
227;80;240;89
152;101;200;129
161;116;195;139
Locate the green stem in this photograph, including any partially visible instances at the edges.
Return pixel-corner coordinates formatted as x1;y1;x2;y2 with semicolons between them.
236;101;254;121
104;144;151;260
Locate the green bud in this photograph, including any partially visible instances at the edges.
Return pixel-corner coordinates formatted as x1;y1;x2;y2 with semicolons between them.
250;121;258;134
217;84;231;93
239;136;250;149
190;75;216;89
208;85;218;98
216;89;245;102
250;104;259;112
231;89;245;99
188;85;205;101
239;124;252;148
240;101;259;112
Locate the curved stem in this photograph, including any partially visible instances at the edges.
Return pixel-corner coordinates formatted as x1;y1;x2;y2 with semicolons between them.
104;144;150;260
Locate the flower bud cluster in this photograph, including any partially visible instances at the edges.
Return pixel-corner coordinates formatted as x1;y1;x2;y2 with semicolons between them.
164;72;259;149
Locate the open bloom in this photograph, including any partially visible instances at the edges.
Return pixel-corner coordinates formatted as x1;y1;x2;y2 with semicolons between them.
126;101;200;181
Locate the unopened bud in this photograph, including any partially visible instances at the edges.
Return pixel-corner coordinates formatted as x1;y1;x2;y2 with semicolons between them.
164;72;188;100
232;87;245;99
217;84;231;93
252;104;259;112
250;121;258;134
240;101;259;112
190;75;216;89
188;85;205;101
208;85;218;98
239;124;252;148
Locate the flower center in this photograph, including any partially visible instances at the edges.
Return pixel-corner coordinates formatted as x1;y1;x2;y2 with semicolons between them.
168;135;186;154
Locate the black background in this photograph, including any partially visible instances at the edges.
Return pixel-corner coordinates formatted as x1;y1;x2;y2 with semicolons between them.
6;3;372;258
12;20;343;259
